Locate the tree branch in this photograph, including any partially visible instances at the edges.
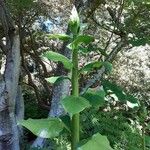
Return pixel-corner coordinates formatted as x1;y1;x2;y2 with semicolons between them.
80;39;127;94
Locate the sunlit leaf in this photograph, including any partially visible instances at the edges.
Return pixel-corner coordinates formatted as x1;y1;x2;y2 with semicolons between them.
19;118;64;138
43;51;73;70
82;89;105;107
77;133;113;150
61;96;91;116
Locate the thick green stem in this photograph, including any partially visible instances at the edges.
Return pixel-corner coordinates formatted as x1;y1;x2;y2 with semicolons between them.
142;127;146;150
71;48;79;150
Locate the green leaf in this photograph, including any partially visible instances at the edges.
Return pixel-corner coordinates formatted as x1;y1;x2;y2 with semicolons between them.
102;80;138;104
146;124;150;130
126;94;138;104
61;96;91;116
98;48;108;57
73;35;94;46
103;62;113;73
80;61;103;73
18;118;64;138
145;135;150;147
69;6;80;34
43;51;73;70
78;46;89;53
77;133;113;150
59;115;71;132
47;34;71;41
128;38;150;46
69;35;94;49
79;61;112;74
82;89;105;107
102;80;126;102
45;76;70;84
78;44;96;53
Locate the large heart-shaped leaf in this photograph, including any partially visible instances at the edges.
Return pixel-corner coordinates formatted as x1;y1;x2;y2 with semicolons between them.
18;118;64;138
77;133;113;150
43;51;73;70
47;34;71;41
61;96;91;116
82;89;105;107
46;76;70;84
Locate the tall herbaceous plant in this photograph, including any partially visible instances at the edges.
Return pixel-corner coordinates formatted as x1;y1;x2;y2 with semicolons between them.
19;6;113;150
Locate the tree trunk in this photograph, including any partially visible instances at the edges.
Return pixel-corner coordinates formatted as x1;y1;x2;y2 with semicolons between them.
0;33;21;150
15;85;24;147
0;0;21;149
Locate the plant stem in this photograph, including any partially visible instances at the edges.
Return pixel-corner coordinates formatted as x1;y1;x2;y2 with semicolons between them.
71;48;79;150
142;127;146;150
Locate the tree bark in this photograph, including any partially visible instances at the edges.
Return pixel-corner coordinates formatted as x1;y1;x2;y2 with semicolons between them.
0;33;21;150
0;0;21;149
15;85;24;146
